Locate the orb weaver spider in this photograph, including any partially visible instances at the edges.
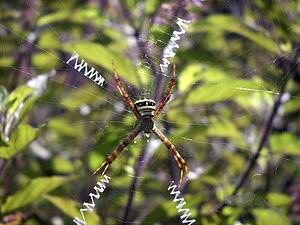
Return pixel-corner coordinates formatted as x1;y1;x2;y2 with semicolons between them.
94;61;188;186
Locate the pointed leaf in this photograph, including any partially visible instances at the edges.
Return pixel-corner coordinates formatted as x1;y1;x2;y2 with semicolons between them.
64;42;139;85
45;195;100;225
270;133;300;156
253;209;291;225
186;79;262;104
3;71;54;140
191;15;278;53
267;193;292;207
207;119;245;147
1;176;70;214
0;124;39;159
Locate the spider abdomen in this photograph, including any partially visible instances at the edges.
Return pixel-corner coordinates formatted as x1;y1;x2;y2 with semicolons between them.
140;118;154;133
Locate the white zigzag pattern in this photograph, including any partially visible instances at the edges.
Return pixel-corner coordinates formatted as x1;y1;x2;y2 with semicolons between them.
168;181;196;225
73;175;111;225
159;17;191;73
67;51;105;87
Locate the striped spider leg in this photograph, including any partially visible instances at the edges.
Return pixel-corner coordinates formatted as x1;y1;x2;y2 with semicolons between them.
94;61;188;186
152;125;188;186
155;62;176;117
112;60;141;119
94;61;141;176
94;125;142;176
154;62;188;186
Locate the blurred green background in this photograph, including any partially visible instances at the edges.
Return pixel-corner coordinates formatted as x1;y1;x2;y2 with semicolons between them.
0;0;300;224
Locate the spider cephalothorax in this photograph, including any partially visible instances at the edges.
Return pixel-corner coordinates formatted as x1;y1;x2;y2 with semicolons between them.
94;61;188;186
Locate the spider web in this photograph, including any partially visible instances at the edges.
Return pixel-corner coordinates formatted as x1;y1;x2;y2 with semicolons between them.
0;1;300;225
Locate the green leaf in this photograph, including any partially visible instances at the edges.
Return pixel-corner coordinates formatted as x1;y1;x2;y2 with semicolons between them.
207;119;245;147
37;10;70;26
48;117;85;138
178;64;202;93
1;176;70;214
267;193;292;207
3;72;54;140
191;15;278;53
32;52;60;70
5;85;36;116
145;0;160;14
0;136;8;147
253;209;291;225
0;124;39;159
37;7;102;26
52;157;75;174
38;30;61;50
61;84;103;111
186;79;262;104
0;86;7;119
45;195;100;225
270;133;300;156
179;64;228;93
284;99;300;114
0;86;8;103
141;194;201;223
64;42;139;85
0;57;14;67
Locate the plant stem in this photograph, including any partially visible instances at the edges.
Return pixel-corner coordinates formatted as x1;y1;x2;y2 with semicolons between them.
121;146;147;225
216;44;300;213
121;2;188;223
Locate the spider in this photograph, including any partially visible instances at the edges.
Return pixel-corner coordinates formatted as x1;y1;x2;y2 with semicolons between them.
94;61;188;186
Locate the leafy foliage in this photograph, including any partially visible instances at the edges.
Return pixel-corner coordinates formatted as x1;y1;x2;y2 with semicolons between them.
0;1;300;225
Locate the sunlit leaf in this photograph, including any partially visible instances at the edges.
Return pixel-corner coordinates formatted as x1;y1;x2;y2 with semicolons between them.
270;133;300;156
52;157;75;174
64;42;139;85
284;98;300;114
3;72;54;140
61;84;103;111
0;124;39;159
186;79;262;104
267;193;292;207
5;85;36;116
178;64;203;93
48;117;85;138
1;176;70;214
0;86;8;103
179;64;228;93
0;57;14;67
37;7;102;26
45;195;100;225
38;30;61;50
253;209;291;225
191;15;278;53
207;119;245;147
141;194;201;224
32;52;60;70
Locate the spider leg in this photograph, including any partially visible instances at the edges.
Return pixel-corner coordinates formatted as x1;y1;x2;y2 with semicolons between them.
155;62;176;117
94;124;142;177
112;60;140;119
152;125;188;187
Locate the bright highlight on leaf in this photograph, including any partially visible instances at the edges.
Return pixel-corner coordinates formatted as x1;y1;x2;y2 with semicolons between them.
1;176;70;214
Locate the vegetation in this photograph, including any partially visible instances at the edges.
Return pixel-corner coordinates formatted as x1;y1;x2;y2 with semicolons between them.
0;1;300;224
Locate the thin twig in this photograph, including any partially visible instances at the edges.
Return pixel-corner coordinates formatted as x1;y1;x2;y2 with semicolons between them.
154;1;188;102
0;159;8;182
216;44;300;213
121;2;189;224
121;146;147;225
120;8;158;225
